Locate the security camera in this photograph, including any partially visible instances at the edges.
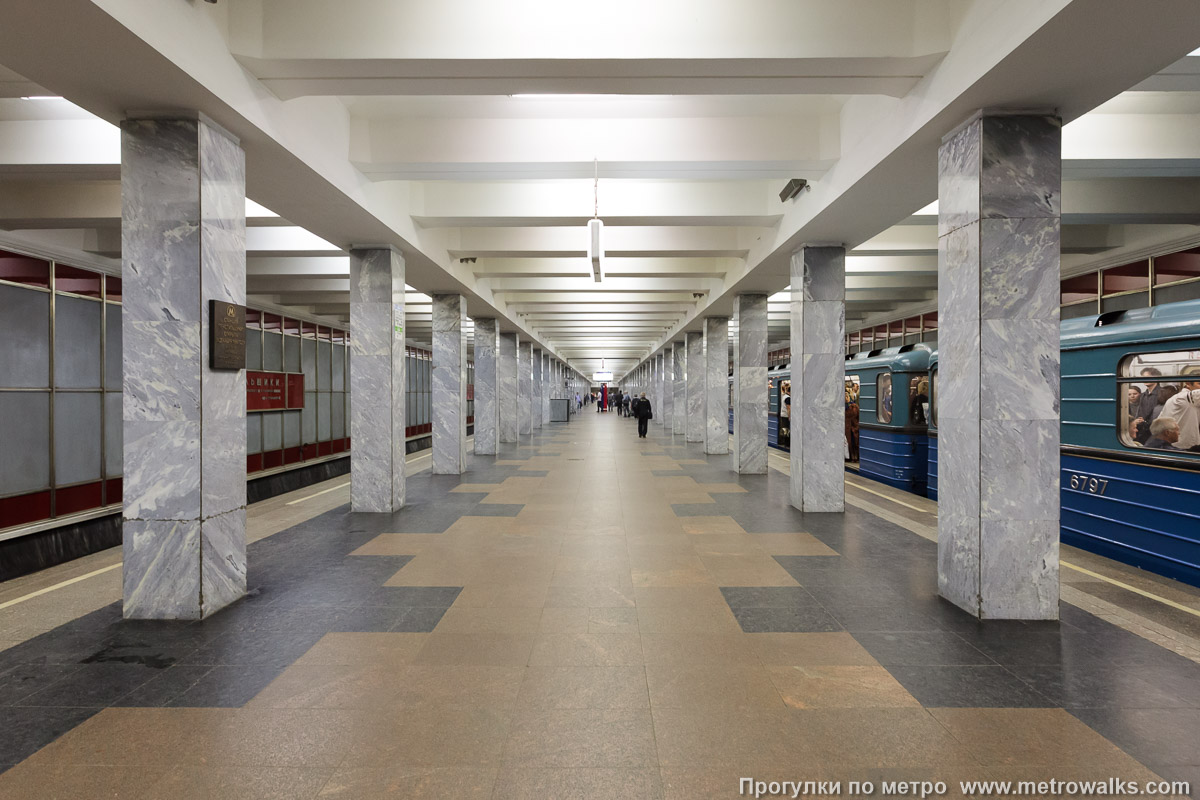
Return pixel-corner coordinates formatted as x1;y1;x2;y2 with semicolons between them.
779;178;808;203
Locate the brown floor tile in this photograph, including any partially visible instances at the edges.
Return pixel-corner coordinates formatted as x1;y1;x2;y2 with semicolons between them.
646;665;786;710
452;582;550;609
688;534;766;557
0;763;168;800
680;517;746;535
767;665;920;709
550;567;635;589
929;708;1148;767
751;632;880;666
633;586;729;607
517;666;650;709
800;708;979;768
636;603;742;634
749;533;840;557
700;555;800;587
249;664;406;709
293;632;428;667
317;766;497;799
387;666;525;709
501;708;658;768
413;633;535;666
341;707;513;767
145;766;332;800
434;606;543;635
651;706;816;766
528;633;644;666
26;708;228;767
544;585;636;608
492;767;663;800
538;606;590;633
590;607;640;633
640;633;761;666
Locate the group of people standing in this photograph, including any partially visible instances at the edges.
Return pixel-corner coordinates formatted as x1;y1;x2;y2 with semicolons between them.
1128;368;1200;451
591;385;653;437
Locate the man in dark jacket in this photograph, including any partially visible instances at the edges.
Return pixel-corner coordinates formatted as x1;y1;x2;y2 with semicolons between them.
633;392;652;438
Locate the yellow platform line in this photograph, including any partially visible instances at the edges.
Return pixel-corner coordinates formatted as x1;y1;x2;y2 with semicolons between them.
843;478;933;513
1061;561;1200;619
0;563;122;611
285;481;351;506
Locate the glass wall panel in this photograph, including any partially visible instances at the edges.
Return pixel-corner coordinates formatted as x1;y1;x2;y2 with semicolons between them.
54;393;102;485
54;295;103;389
246;412;262;454
317;341;332;391
105;392;122;476
0;393;50;495
0;283;50;388
263;331;283;371
283;410;301;447
262;411;283;451
284;336;301;373
302;392;316;442
105;303;121;389
332;345;345;391
1155;247;1200;286
318;393;331;440
301;338;316;383
331;394;345;438
244;328;263;370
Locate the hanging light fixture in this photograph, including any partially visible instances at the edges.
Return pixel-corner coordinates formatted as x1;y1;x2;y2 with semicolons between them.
588;158;603;282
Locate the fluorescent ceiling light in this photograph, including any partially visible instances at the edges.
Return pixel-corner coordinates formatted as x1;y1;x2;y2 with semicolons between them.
510;94;624;100
20;95;64;101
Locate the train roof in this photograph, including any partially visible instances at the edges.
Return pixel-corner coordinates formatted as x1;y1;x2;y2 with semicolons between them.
1061;299;1200;350
845;343;932;372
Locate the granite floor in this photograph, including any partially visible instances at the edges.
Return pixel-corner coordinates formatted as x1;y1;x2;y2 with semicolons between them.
0;414;1198;798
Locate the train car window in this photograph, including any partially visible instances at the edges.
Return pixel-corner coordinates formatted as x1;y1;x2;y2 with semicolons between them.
931;369;938;427
877;373;893;423
1118;350;1200;453
908;375;930;426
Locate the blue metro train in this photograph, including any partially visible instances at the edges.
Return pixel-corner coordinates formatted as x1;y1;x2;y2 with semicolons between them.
735;299;1200;588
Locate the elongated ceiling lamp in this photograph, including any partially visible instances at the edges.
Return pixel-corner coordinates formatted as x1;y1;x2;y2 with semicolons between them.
588;158;603;282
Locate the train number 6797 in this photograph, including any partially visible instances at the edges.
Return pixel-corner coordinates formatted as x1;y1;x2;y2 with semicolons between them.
1068;474;1108;495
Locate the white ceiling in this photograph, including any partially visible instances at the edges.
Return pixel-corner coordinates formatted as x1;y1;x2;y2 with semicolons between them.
1;1;1199;378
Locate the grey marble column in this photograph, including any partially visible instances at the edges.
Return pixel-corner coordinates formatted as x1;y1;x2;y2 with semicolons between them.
790;247;846;512
120;117;247;620
938;112;1061;620
498;332;518;442
532;349;543;429
686;332;704;443
432;295;467;474
704;317;729;455
654;354;665;425
732;295;768;474
519;342;533;435
672;343;686;435
349;247;406;514
473;319;498;455
541;353;552;425
662;346;676;432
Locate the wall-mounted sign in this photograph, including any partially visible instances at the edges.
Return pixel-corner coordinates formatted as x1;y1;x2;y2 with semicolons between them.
592;371;613;382
247;371;304;412
210;300;246;370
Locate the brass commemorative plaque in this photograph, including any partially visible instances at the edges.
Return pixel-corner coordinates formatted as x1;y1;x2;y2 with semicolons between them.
210;300;246;370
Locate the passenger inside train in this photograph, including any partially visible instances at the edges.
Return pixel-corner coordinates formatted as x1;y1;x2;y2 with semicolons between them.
1121;351;1200;452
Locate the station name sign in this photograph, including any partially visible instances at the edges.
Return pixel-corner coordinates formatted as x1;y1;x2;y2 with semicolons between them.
247;371;305;412
592;371;613;382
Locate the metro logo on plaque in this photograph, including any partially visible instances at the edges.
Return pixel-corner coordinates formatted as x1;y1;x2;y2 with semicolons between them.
210;300;246;370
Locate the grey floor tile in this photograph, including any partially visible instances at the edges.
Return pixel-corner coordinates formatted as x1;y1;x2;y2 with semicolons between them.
887;664;1056;708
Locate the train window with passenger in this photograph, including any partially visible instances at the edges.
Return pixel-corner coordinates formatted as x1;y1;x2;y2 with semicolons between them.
877;373;893;423
908;375;930;426
1118;350;1200;453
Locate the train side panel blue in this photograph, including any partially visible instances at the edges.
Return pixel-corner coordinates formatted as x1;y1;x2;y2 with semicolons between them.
858;428;928;493
926;434;938;500
1061;454;1200;587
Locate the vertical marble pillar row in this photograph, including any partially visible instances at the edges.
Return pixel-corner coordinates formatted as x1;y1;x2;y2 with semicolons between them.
499;332;518;442
937;112;1062;620
349;247;406;514
432;295;467;474
532;349;543;430
519;342;533;436
672;343;686;436
732;295;768;474
120;116;247;620
655;354;665;425
542;353;552;426
704;317;729;455
790;247;846;512
686;332;704;443
472;318;498;456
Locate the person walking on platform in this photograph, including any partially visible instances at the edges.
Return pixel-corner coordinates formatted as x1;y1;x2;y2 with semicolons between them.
623;392;631;417
614;389;624;416
633;392;652;438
